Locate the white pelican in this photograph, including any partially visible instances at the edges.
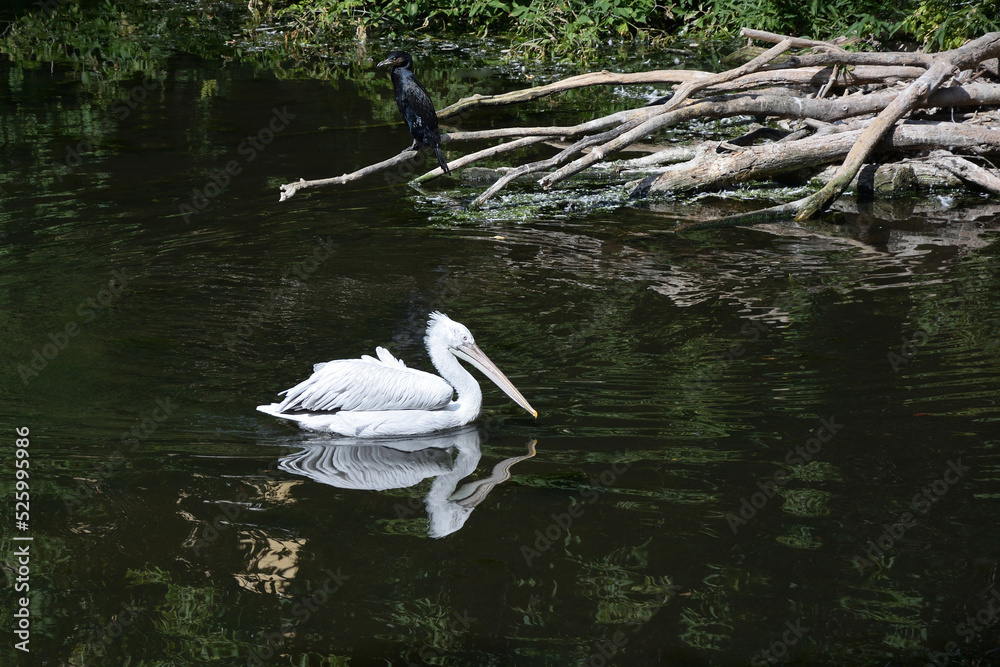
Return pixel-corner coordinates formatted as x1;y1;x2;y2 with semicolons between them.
257;312;537;437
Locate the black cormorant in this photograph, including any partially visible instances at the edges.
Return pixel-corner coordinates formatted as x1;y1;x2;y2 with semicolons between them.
378;51;451;175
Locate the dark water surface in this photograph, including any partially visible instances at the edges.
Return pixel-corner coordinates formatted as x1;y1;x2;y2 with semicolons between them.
3;47;1000;667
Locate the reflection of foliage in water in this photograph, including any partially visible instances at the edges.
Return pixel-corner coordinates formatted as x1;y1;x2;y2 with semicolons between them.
59;565;255;665
380;596;475;664
0;1;236;83
0;2;227;195
906;257;1000;365
576;542;677;624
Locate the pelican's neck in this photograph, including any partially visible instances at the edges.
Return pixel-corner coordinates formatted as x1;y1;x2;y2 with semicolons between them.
428;341;482;422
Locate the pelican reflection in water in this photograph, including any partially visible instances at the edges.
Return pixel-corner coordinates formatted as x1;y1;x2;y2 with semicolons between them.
258;312;536;437
278;426;536;537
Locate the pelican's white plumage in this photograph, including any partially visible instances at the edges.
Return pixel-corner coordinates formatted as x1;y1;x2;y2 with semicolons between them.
257;312;536;437
274;347;453;413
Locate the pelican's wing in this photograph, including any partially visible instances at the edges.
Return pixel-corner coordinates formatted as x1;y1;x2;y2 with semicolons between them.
273;348;453;413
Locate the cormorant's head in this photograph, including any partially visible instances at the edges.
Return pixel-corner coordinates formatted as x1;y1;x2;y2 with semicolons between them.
378;51;413;71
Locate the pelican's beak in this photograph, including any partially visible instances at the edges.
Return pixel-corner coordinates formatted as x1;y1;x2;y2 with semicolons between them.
453;343;538;418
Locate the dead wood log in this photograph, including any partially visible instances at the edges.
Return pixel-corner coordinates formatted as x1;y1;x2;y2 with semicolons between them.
852;163;916;197
278;81;1000;199
674;201;808;232
547;84;1000;197
770;52;937;69
454;80;1000;144
452;83;1000;145
632;122;1000;197
813;161;965;189
728;65;925;90
277;107;651;199
739;29;851;53
470;119;647;208
611;144;705;170
441;107;643;142
662;39;796;111
460;40;797;207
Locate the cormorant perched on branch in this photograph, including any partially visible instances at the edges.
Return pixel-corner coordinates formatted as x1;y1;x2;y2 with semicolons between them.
378;51;451;175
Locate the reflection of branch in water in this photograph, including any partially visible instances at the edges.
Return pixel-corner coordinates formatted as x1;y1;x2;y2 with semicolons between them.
275;427;538;538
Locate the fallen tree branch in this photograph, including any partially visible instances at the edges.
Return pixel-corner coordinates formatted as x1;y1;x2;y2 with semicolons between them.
278;80;1000;199
442;107;644;142
660;38;795;111
434;24;946;121
411;135;551;184
795;59;956;219
770;51;936;69
445;64;927;118
723;65;925;90
739;28;850;53
536;39;797;193
675;200;808;232
276;29;1000;217
469;120;647;208
934;151;1000;195
534;82;1000;195
436;70;707;120
278;150;421;201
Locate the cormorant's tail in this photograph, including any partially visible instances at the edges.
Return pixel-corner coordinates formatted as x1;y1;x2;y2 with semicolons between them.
433;144;451;175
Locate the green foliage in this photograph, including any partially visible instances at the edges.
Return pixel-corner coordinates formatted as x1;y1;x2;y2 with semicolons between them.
897;0;1000;50
278;0;1000;57
503;0;660;59
277;0;666;59
4;0;1000;76
668;0;904;44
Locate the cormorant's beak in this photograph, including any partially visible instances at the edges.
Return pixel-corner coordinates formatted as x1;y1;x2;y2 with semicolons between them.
453;342;538;418
377;57;397;68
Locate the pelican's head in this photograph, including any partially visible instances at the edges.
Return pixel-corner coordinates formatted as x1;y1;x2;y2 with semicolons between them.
426;311;537;418
426;311;477;350
378;51;413;71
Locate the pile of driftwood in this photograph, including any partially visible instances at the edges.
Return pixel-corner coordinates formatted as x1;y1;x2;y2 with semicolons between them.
279;28;1000;226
